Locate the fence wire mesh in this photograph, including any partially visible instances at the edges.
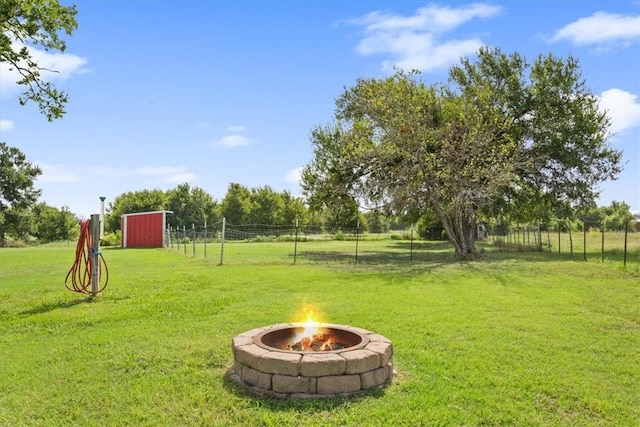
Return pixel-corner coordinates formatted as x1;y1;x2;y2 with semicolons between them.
163;220;639;267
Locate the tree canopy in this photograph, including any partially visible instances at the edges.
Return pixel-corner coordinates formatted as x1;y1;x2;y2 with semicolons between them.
0;142;42;244
302;47;622;257
0;0;78;121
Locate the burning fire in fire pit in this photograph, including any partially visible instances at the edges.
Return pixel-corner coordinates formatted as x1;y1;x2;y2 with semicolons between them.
288;321;344;352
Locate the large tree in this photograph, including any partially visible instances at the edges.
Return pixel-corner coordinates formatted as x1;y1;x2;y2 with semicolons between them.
302;48;622;257
1;0;78;121
219;183;251;225
165;183;219;230
0;142;42;244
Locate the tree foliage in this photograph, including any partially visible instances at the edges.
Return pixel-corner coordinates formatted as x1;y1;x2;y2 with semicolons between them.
302;48;622;257
0;142;42;244
165;183;219;230
31;202;78;242
219;183;252;226
0;0;78;121
105;189;167;232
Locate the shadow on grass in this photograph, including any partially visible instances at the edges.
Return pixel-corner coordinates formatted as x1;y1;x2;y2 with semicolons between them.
222;369;388;411
297;240;455;266
19;297;92;316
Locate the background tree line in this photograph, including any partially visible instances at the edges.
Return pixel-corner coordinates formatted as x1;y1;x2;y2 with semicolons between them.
0;145;635;246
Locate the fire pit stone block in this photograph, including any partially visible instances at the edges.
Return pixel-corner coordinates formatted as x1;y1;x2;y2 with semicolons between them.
342;349;381;374
241;366;273;390
235;344;271;367
317;374;361;395
365;341;393;367
272;374;314;394
360;365;390;389
257;351;302;376
300;353;346;377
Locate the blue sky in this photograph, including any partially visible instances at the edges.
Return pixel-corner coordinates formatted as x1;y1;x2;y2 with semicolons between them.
1;0;639;218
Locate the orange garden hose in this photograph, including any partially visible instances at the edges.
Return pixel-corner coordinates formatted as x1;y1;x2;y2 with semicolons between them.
65;219;108;294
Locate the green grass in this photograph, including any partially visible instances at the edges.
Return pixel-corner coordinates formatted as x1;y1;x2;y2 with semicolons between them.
1;243;639;426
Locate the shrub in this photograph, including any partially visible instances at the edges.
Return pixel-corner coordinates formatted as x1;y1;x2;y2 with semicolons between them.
101;231;121;247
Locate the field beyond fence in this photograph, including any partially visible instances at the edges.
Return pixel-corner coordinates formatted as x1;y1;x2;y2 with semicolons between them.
165;223;639;268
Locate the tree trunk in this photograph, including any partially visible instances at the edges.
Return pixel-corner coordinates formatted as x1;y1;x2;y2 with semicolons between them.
439;214;477;257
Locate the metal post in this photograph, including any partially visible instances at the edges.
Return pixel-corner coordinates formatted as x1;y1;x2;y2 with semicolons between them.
192;223;195;257
623;221;629;267
601;225;605;263
90;214;101;297
410;224;414;262
583;225;587;261
293;218;299;264
220;217;226;265
183;226;187;255
204;220;207;259
99;196;106;239
355;221;360;264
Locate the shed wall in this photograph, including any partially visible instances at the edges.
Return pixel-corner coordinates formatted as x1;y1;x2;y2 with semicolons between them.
121;212;166;248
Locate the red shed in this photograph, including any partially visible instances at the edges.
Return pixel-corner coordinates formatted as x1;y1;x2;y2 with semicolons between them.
121;210;172;248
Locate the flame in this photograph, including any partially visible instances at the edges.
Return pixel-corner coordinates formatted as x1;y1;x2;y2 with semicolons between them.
290;304;326;350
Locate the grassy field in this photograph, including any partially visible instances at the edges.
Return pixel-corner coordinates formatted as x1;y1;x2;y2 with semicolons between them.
1;242;639;426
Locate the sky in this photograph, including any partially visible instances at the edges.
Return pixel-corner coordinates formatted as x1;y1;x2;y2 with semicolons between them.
1;0;639;218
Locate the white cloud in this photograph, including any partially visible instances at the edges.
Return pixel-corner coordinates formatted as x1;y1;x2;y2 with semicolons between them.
349;3;502;72
134;165;196;183
36;162;81;183
284;167;303;185
0;119;14;131
549;12;640;47
0;41;89;96
599;88;640;136
215;134;251;148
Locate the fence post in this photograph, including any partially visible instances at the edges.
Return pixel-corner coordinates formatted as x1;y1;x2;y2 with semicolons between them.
183;226;187;255
204;220;207;259
410;224;414;262
176;226;180;252
583;225;587;261
355;221;360;264
192;223;196;257
219;217;226;265
293;218;299;265
601;225;605;263
624;221;629;267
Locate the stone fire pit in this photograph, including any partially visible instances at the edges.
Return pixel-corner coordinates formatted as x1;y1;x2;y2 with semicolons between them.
229;323;393;398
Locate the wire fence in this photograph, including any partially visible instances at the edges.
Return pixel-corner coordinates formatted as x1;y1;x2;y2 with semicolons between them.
164;219;639;267
487;221;637;266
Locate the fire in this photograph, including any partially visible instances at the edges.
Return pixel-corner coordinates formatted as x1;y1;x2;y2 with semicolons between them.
285;305;346;352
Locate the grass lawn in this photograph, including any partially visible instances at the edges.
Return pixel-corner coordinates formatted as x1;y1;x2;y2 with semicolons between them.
0;243;638;426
